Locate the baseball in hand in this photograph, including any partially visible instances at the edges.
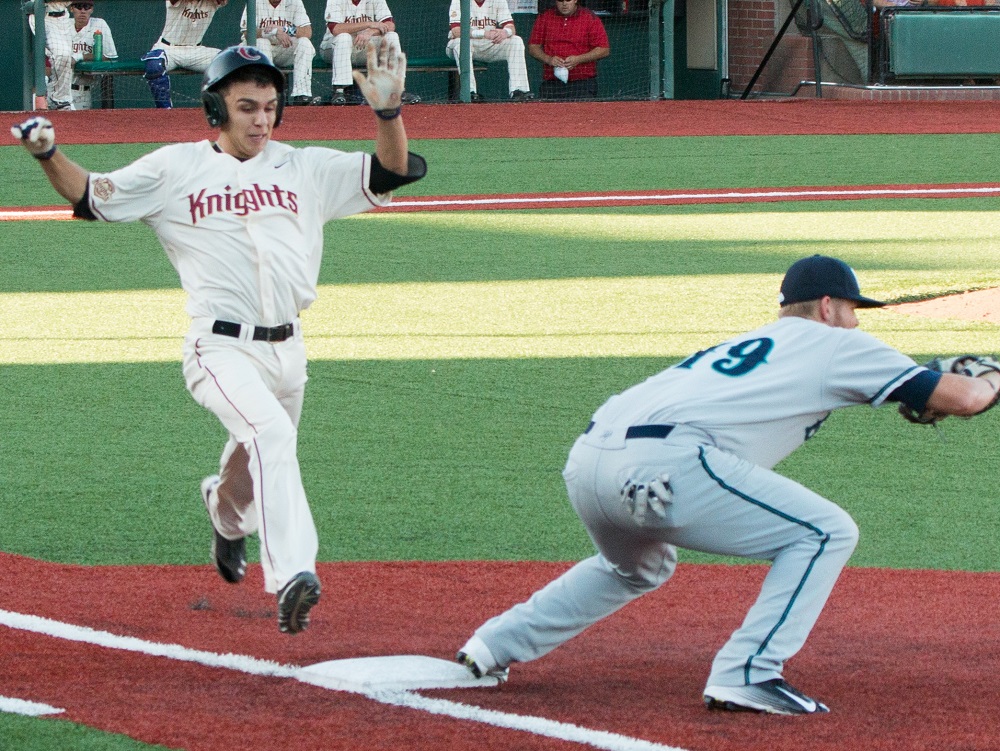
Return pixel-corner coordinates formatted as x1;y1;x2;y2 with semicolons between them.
12;117;56;157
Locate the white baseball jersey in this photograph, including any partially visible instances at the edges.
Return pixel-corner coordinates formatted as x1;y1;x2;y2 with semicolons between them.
589;316;924;469
72;18;118;62
448;0;513;32
83;140;389;325
241;0;313;38
159;0;224;46
324;0;392;26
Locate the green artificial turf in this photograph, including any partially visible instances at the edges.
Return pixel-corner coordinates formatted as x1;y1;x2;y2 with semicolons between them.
0;713;178;751
5;132;1000;204
3;132;1000;573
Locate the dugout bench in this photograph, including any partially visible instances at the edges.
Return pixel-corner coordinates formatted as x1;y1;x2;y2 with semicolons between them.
874;6;1000;83
74;56;487;108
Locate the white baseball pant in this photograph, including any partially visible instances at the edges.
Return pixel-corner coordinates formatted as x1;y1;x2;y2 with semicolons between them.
472;428;859;689
254;37;315;97
151;42;222;74
29;12;75;107
320;31;401;87
182;317;318;595
445;35;530;95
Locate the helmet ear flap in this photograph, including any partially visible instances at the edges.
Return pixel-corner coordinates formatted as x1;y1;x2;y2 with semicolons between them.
202;90;227;128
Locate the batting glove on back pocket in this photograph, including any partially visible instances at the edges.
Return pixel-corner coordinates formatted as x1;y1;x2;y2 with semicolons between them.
620;473;673;524
11;116;56;160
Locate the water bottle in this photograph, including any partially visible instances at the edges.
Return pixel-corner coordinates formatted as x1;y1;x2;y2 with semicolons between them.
93;29;103;62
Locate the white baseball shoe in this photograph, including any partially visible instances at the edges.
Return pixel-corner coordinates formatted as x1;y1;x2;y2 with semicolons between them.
456;634;510;683
704;679;829;715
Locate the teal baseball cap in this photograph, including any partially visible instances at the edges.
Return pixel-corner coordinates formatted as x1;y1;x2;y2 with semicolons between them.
778;255;885;308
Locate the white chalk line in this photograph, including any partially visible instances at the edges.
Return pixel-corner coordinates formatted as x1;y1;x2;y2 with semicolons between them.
0;608;689;751
386;185;1000;209
4;183;1000;221
0;695;64;717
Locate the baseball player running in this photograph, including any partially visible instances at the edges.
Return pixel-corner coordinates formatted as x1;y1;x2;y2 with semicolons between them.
241;0;321;105
143;0;229;109
319;0;419;105
13;40;426;634
28;1;76;110
446;0;533;101
457;255;1000;713
69;1;118;111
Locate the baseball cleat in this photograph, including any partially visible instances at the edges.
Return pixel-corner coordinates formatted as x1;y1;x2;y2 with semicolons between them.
703;679;829;715
456;635;510;683
200;475;246;584
277;571;321;634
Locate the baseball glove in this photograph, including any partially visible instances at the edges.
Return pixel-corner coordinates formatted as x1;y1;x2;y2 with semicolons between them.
899;354;1000;424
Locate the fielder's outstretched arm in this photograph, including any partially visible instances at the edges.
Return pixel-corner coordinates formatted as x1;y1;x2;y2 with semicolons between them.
925;370;1000;416
11;117;89;205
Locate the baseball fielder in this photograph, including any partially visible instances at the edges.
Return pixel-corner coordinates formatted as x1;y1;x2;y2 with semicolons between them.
447;0;533;100
69;1;118;111
28;1;75;110
142;0;228;109
319;0;419;105
457;255;1000;714
12;40;426;634
241;0;320;105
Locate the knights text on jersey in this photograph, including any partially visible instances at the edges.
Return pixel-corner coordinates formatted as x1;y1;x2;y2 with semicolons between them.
590;316;925;468
448;0;513;29
241;0;313;34
324;0;392;25
84;140;390;326
160;0;222;46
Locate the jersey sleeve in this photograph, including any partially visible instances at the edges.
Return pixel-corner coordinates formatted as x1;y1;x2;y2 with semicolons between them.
374;0;393;22
448;0;461;25
325;0;344;24
305;147;392;220
495;0;514;26
97;19;119;59
291;0;312;27
589;12;610;46
824;328;924;408
86;148;171;225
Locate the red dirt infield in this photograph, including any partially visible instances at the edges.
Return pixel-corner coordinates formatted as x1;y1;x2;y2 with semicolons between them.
2;553;999;750
8;99;1000;143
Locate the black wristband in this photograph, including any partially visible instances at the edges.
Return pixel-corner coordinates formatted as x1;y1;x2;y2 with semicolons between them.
375;106;402;121
33;145;57;161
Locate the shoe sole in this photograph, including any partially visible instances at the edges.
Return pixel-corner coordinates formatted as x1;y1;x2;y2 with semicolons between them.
278;573;321;634
201;476;246;584
703;685;829;715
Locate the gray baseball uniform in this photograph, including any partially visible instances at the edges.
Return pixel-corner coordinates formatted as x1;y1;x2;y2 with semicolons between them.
470;313;933;689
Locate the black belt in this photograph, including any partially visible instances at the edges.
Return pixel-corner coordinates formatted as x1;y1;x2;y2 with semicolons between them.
160;37;172;45
71;84;90;90
212;320;294;343
585;422;675;440
48;10;66;16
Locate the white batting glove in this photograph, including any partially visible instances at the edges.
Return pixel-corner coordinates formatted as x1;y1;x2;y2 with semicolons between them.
352;36;406;117
620;473;672;524
11;116;57;160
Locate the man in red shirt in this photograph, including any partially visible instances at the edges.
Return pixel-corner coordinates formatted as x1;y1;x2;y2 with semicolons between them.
527;0;610;99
